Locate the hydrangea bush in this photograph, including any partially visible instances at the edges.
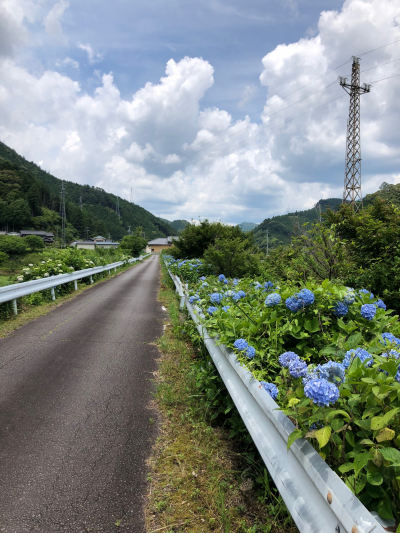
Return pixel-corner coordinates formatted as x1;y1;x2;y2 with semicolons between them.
163;253;400;522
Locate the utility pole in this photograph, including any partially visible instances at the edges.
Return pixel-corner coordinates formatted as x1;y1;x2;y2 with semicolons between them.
79;196;83;211
116;198;121;219
127;226;131;235
130;187;133;203
85;227;90;241
340;56;371;212
60;181;66;248
266;230;269;256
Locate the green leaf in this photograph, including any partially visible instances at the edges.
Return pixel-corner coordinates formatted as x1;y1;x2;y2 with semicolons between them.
371;416;386;430
361;378;377;384
315;426;332;449
304;317;320;333
359;439;374;446
287;429;303;451
377;498;394;521
354;452;371;475
355;418;371;430
376;428;396;442
325;410;351;422
383;407;400;425
380;447;400;464
338;462;354;473
366;470;383;486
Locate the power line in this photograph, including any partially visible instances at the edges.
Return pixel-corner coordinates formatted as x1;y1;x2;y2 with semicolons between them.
184;38;400;153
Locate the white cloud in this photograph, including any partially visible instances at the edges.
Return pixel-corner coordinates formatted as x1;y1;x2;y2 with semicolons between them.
78;43;103;64
238;84;257;107
0;0;399;224
56;56;79;69
43;0;69;43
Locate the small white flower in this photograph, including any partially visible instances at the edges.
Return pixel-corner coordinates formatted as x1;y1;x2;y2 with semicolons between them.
69;267;74;271
59;270;63;273
57;264;62;267
44;273;49;277
36;276;40;279
29;263;33;267
41;261;46;264
17;276;23;281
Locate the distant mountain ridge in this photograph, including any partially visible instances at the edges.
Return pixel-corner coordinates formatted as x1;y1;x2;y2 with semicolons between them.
0;141;177;242
253;198;342;249
238;222;258;232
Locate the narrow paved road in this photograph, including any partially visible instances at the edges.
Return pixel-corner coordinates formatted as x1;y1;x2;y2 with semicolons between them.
0;256;163;533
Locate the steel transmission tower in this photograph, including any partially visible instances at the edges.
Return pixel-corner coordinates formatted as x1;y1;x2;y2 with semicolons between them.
130;187;133;203
339;56;371;212
60;181;66;248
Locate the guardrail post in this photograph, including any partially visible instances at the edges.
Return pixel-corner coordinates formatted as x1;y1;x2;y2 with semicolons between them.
90;275;93;284
11;299;18;315
114;267;117;272
50;287;56;301
74;280;78;291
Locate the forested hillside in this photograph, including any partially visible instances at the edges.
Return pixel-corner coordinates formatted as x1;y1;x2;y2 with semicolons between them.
0;141;177;242
254;198;342;248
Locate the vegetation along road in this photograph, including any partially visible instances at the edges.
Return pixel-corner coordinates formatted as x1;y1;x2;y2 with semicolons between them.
0;255;162;532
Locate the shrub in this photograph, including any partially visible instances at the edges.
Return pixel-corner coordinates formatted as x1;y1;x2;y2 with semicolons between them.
0;251;9;264
0;236;28;254
24;235;45;250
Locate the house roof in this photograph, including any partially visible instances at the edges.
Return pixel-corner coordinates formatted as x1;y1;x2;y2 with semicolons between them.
20;230;54;237
148;238;171;246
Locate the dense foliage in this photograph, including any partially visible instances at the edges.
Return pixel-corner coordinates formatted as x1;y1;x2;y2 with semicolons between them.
164;253;400;524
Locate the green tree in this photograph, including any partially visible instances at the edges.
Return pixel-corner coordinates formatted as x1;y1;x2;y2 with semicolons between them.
203;236;262;277
24;235;45;250
6;199;31;229
0;236;28;254
119;227;147;256
171;220;251;259
0;251;9;264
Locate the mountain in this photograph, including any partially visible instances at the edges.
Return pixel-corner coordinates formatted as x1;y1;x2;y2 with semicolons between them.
170;219;190;232
238;222;258;232
254;198;342;249
0;141;177;242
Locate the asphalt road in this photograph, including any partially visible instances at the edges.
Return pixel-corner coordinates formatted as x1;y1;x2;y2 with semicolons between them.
0;255;163;533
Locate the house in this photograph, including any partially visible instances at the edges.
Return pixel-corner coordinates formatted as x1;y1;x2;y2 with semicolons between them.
70;239;120;250
146;236;177;254
20;230;54;244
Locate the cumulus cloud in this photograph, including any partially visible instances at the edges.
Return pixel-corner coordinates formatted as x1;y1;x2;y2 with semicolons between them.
0;0;35;56
56;57;79;69
0;0;399;224
43;0;69;43
78;43;103;64
238;84;257;107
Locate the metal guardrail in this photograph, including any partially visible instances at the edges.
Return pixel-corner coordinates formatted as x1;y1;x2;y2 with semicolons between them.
166;267;389;533
0;254;150;314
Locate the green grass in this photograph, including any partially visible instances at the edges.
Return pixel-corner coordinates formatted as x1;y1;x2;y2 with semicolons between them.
145;275;298;533
0;275;11;287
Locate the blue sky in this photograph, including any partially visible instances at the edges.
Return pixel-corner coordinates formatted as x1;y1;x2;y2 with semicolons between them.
0;0;399;224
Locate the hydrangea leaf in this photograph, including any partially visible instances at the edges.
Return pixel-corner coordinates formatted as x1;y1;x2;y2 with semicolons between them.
377;498;394;521
372;450;383;467
338;462;354;473
366;469;383;486
354;452;371;475
315;426;332;449
304;317;320;333
376;428;396;442
325;410;351;422
287;429;303;451
380;447;400;464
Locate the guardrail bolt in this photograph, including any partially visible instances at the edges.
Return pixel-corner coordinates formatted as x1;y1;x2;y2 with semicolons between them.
351;526;358;533
327;492;333;504
11;299;18;315
74;280;78;291
50;287;56;301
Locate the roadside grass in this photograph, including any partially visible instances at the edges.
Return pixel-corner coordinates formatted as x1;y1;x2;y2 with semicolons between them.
0;261;140;338
145;276;298;533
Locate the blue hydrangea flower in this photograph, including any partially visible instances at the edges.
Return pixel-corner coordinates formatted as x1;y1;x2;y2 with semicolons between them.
279;351;299;368
223;279;228;284
207;306;218;315
381;333;400;346
222;306;230;312
304;378;340;407
225;290;235;297
376;299;386;310
289;358;308;378
264;281;274;289
361;304;377;321
302;367;318;385
343;348;373;369
343;288;356;305
201;282;209;288
254;282;263;290
333;301;349;318
265;293;282;307
189;295;200;304
358;288;374;299
210;292;224;304
285;288;315;312
260;381;278;400
200;276;206;281
233;278;239;286
234;338;249;351
245;346;256;359
233;290;246;301
218;274;226;282
310;421;324;431
316;361;346;384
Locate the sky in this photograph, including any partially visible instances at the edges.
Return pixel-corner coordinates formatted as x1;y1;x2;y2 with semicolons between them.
0;0;399;224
